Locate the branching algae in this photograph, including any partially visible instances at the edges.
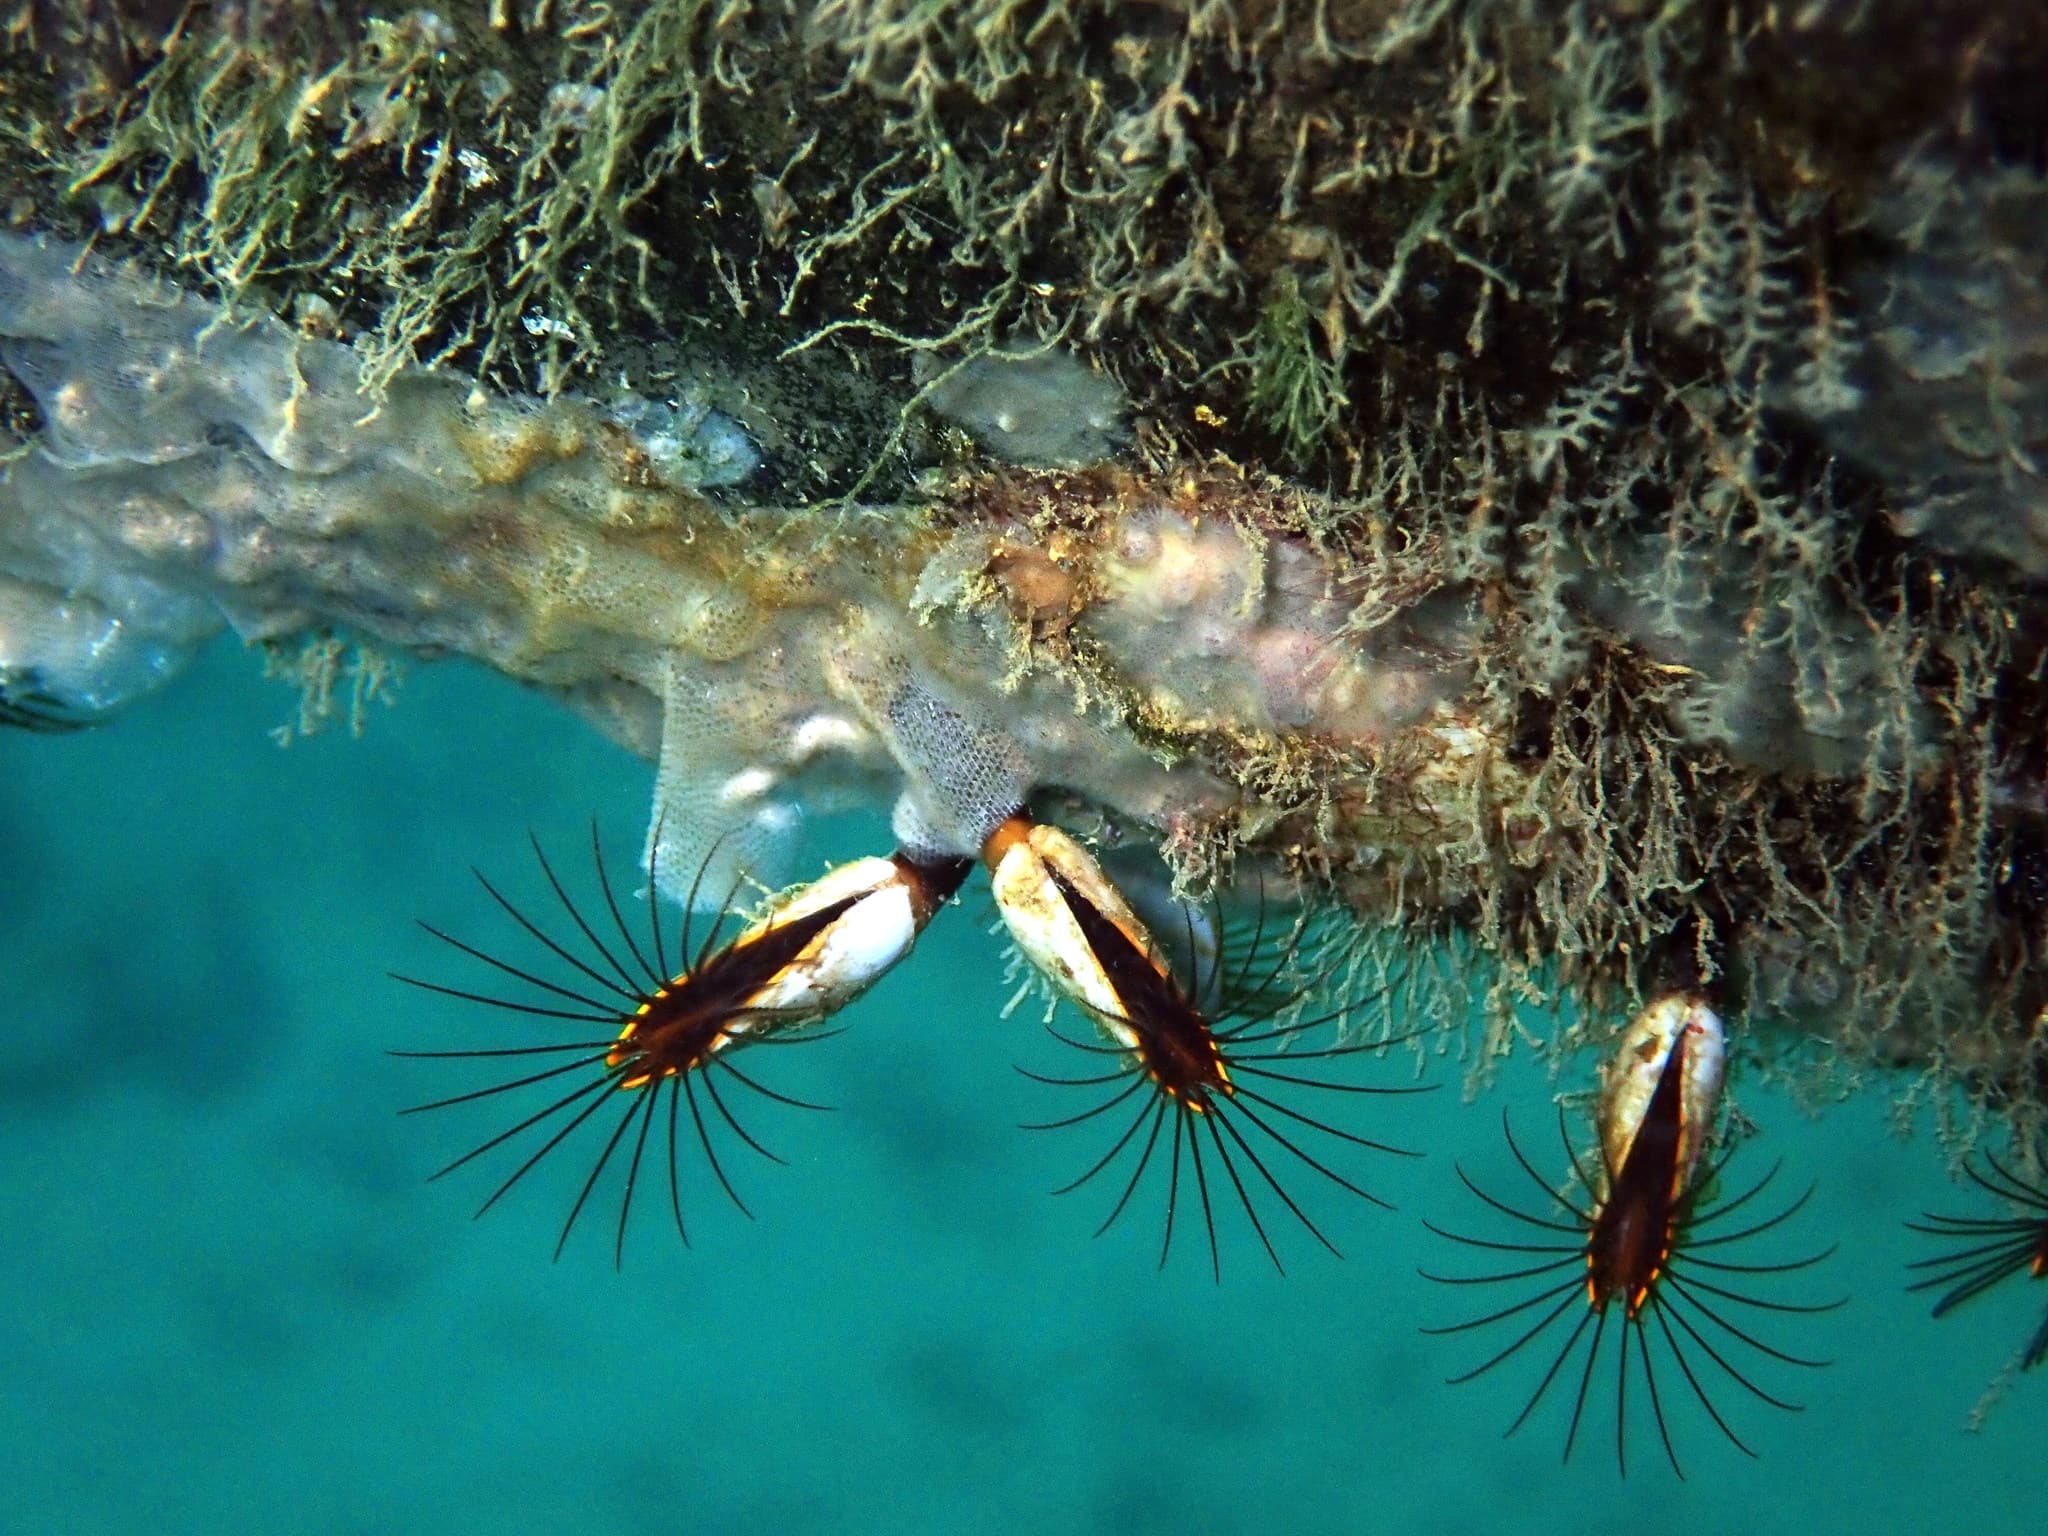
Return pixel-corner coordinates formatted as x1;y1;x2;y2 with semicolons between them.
4;0;2048;1456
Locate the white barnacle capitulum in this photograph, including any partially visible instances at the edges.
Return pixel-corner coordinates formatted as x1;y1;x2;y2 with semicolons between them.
987;809;1423;1280
394;831;969;1262
981;814;1163;1036
727;852;971;1022
1424;990;1835;1476
1595;991;1727;1197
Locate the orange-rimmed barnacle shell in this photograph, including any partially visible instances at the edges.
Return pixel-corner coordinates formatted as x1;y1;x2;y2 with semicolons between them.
982;814;1167;1039
1596;992;1726;1204
716;851;968;1021
394;826;967;1265
1423;991;1839;1477
987;812;1427;1280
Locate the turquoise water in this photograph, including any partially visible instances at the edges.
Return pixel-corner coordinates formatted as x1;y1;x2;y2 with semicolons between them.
2;641;2040;1534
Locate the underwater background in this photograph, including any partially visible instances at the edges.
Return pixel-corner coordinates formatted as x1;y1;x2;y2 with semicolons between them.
1;643;2041;1534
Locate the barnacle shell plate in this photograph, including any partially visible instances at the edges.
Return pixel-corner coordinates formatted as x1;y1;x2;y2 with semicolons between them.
988;822;1160;1046
1596;993;1727;1198
734;856;920;1019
